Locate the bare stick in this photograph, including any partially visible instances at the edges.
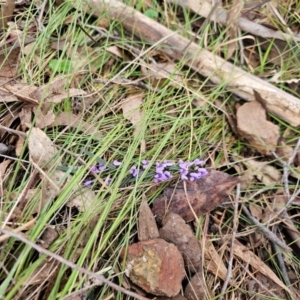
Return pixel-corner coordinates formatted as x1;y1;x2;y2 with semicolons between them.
0;228;150;300
241;204;291;252
77;0;300;126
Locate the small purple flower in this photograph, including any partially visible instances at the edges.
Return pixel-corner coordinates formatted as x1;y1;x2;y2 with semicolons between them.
142;160;150;169
84;180;95;187
113;160;122;166
105;177;112;186
181;174;189;180
193;159;205;165
130;166;139;177
189;172;202;181
197;168;208;177
98;163;105;171
154;172;171;183
90;165;100;173
162;160;174;167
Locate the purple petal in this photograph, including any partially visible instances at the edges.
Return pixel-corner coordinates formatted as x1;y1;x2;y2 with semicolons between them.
84;180;95;187
90;165;100;173
98;163;105;171
105;177;112;185
142;160;150;169
162;160;174;167
113;160;122;166
194;159;205;165
181;174;188;180
197;168;208;177
130;166;139;177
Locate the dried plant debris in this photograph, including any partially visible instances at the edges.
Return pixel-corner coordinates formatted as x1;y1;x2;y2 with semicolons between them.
123;239;185;297
152;170;239;222
159;213;201;273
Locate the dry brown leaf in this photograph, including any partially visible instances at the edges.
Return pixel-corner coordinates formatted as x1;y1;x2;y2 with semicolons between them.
237;96;280;155
46;88;87;104
248;272;288;300
19;106;32;128
0;0;15;31
121;94;143;125
241;159;281;188
233;240;293;295
40;226;58;249
225;0;244;60
106;45;124;58
34;108;55;129
0;159;12;181
28;128;59;167
138;197;159;241
141;62;183;88
0;48;19;78
0;83;38;104
31;75;67;101
66;189;96;212
15;136;25;156
261;190;286;224
204;243;229;282
0;86;18;102
28;128;68;195
152;170;239;222
24;259;59;285
48;112;102;139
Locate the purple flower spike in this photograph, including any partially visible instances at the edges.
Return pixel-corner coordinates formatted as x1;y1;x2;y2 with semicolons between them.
130;166;139;177
113;160;122;166
142;160;150;169
84;180;95;187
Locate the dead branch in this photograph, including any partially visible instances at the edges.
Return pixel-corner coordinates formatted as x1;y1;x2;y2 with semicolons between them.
169;0;300;42
0;228;150;300
76;0;300;127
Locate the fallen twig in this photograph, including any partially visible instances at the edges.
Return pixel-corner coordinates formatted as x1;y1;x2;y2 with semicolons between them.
241;204;291;252
76;0;300;126
0;228;150;300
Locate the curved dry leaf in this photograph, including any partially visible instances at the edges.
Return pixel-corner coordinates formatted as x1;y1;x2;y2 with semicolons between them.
67;189;96;212
46;88;87;104
121;94;144;126
241;159;281;188
48;112;102;139
204;243;229;283
28;128;58;167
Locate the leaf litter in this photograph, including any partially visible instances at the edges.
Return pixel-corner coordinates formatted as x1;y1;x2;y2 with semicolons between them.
1;0;300;299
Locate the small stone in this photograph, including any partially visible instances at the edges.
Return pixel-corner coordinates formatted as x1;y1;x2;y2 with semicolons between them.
185;273;206;300
0;143;9;154
159;213;201;273
124;239;185;297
